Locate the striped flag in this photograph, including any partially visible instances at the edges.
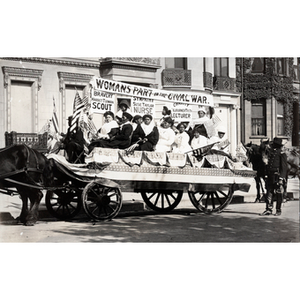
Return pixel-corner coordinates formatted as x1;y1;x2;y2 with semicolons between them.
52;97;60;133
191;142;217;158
70;92;86;132
79;110;98;143
87;117;98;138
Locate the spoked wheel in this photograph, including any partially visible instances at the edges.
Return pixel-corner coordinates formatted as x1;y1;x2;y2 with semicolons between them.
141;190;183;213
82;181;122;221
45;188;82;220
188;185;234;214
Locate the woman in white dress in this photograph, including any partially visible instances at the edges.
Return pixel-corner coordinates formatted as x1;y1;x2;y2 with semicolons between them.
209;126;230;153
88;111;119;152
191;128;208;149
172;122;192;154
187;108;209;129
155;117;175;153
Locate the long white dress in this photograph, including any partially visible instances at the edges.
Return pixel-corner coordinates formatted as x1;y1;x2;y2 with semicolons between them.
186;116;209;131
172;131;192;154
155;127;175;152
191;135;208;149
208;135;230;153
98;120;119;138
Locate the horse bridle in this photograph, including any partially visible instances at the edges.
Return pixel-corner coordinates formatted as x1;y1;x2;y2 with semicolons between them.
0;144;44;184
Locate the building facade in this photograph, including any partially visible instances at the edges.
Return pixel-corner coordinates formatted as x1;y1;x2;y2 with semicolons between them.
236;57;300;147
0;57;241;153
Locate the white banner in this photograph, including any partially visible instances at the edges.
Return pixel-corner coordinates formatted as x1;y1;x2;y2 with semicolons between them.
90;92;116;114
170;103;193;123
132;96;155;116
90;77;213;107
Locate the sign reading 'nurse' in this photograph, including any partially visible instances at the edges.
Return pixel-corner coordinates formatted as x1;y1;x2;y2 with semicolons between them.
90;77;213;107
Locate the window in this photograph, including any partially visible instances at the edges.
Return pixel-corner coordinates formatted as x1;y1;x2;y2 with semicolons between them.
165;57;187;69
2;66;43;133
11;81;34;132
252;58;265;73
214;58;228;77
276;58;290;76
293;65;300;81
251;99;266;136
277;101;285;136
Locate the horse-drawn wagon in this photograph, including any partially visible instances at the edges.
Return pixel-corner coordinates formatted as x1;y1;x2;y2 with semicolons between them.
0;141;256;224
45;148;256;221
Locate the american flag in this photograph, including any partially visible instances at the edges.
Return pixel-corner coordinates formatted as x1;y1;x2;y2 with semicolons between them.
70;92;87;132
52;97;60;133
191;143;217;158
79;111;98;142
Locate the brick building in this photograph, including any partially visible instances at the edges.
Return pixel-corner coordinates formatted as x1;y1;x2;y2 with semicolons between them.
236;57;299;147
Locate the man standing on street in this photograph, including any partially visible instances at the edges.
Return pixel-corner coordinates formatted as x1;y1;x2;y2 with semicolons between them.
261;137;288;216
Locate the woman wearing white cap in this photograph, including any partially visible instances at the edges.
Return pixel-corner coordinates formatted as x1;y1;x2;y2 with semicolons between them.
186;108;210;139
209;126;230;153
187;108;209;128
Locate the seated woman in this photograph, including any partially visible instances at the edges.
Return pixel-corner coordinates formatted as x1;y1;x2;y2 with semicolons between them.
155;117;175;153
88;111;119;152
131;115;143;145
97;112;133;149
172;122;192;154
138;114;159;151
208;126;230;154
191;127;208;149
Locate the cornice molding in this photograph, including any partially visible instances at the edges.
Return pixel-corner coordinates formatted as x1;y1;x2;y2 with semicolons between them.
101;57;160;66
2;66;43;89
57;72;94;91
100;57;161;72
0;57;100;69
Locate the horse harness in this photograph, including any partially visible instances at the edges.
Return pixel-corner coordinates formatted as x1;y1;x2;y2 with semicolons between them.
0;144;45;189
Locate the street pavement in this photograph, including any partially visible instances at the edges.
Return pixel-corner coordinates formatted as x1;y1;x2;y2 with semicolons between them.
0;177;298;242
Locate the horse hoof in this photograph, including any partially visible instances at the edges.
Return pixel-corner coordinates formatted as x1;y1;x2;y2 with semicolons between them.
25;221;35;226
16;216;26;224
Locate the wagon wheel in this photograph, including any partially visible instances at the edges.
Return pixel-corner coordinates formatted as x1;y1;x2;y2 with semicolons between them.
188;185;234;214
82;181;122;221
141;190;183;213
45;188;82;220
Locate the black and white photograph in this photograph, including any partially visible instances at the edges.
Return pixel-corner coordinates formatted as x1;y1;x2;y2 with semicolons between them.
0;2;299;300
0;56;299;241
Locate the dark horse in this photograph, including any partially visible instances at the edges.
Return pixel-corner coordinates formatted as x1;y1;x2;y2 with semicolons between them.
245;140;299;202
0;144;53;225
245;141;268;202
